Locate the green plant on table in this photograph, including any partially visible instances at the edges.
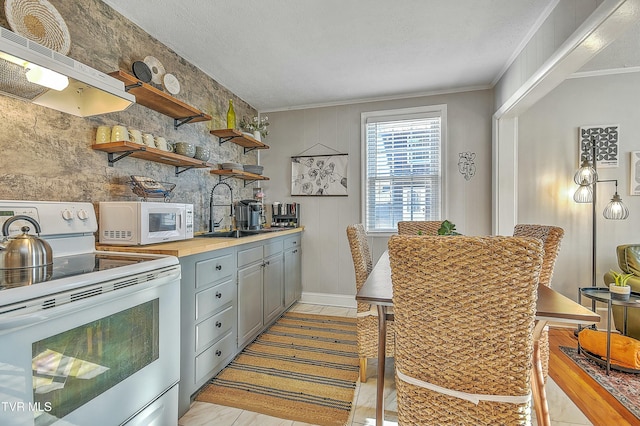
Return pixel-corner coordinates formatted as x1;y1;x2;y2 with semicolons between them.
437;220;461;236
609;269;634;287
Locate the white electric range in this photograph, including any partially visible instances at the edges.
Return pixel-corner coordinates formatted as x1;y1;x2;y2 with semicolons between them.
0;200;180;426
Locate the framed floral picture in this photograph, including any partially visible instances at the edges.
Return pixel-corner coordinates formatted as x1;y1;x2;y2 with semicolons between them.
291;154;348;196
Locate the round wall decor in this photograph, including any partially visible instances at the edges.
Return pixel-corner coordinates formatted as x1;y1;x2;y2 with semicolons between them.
143;56;166;85
5;0;71;54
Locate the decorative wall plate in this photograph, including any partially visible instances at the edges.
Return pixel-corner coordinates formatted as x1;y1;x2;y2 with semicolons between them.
143;55;166;85
163;73;180;95
132;61;152;83
5;0;71;54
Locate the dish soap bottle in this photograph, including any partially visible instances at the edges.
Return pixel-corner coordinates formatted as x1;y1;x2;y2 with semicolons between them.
226;99;236;129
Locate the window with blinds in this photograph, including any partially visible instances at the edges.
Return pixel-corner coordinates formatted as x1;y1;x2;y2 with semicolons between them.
362;106;445;233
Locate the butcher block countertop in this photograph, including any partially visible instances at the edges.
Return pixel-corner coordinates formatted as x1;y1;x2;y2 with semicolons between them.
96;227;303;257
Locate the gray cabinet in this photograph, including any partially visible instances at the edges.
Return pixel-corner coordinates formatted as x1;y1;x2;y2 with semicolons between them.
177;231;302;417
263;239;284;326
178;247;237;417
237;259;264;348
283;234;302;308
237;238;286;349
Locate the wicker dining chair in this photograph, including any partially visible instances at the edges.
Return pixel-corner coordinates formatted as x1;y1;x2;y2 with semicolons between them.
346;224;394;382
397;220;442;236
513;224;565;383
388;235;543;425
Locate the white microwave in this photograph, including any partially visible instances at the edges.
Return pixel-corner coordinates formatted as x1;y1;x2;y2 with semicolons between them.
99;201;194;245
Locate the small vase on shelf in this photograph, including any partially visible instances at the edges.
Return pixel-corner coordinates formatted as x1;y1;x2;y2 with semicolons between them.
226;99;236;129
253;130;262;142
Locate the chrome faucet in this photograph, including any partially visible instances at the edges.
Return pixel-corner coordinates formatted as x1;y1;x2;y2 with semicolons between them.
209;181;233;232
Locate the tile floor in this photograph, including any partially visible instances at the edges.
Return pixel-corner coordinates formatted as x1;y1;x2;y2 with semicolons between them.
178;303;592;426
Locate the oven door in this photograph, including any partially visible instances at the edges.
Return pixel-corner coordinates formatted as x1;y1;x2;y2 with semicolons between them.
140;204;186;245
0;267;180;426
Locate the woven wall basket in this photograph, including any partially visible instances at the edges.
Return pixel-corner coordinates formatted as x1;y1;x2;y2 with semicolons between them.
5;0;71;54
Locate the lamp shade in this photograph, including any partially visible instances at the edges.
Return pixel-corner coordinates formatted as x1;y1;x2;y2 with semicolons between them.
603;193;629;220
573;160;598;185
573;184;593;203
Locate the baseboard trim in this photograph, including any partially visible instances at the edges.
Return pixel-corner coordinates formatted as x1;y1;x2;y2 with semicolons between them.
299;292;357;308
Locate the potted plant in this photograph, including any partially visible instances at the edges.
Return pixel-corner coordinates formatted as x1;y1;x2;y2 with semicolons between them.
609;269;634;300
437;220;461;236
239;116;269;141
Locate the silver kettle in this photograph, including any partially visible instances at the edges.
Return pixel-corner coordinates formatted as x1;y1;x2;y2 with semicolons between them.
0;215;53;270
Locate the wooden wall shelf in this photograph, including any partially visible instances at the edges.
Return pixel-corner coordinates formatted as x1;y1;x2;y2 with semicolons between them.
211;168;270;186
92;141;215;176
109;70;212;129
210;129;269;153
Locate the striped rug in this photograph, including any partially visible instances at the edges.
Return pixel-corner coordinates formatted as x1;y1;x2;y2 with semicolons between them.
195;311;359;425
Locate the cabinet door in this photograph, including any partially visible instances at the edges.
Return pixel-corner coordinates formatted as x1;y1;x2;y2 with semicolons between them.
238;262;263;348
284;247;301;308
263;253;284;325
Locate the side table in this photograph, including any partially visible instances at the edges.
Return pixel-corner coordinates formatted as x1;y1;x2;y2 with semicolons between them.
578;287;640;374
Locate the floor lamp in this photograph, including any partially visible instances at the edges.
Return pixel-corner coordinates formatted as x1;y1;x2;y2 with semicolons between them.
573;139;629;288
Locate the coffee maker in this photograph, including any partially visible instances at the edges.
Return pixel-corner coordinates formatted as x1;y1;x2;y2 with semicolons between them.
235;199;262;230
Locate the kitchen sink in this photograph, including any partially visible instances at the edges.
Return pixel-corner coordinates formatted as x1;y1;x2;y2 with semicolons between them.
197;228;290;238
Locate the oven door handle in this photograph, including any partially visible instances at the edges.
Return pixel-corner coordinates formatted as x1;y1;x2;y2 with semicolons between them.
0;282;147;330
0;270;180;331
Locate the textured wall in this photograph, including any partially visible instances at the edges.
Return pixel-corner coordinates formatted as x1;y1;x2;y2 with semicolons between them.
0;0;258;232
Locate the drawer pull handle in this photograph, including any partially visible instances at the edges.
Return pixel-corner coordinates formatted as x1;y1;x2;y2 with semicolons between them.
293;249;298;254
216;321;222;328
216;350;222;357
293;241;297;244
215;292;222;298
215;265;222;271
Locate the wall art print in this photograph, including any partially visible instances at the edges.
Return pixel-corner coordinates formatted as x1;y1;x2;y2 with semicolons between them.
579;125;619;168
291;154;348;196
630;151;640;196
458;152;476;181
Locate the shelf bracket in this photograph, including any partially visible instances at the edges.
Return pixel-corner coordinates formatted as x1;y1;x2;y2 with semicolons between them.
107;151;135;166
124;82;143;91
243;179;260;187
174;113;205;129
244;147;258;154
216;174;233;183
175;165;195;176
217;136;239;146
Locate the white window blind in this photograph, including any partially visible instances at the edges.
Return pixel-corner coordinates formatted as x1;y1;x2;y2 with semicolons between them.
364;109;443;233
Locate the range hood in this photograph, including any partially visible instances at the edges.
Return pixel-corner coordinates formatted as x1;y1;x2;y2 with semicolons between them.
0;27;134;117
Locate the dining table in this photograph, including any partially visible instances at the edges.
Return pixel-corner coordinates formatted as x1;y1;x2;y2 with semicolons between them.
355;250;601;426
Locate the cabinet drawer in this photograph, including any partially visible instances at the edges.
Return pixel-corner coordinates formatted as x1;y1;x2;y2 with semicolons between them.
238;245;263;267
195;280;234;321
195;331;235;384
195;253;235;288
284;235;301;250
195;305;234;353
264;240;283;257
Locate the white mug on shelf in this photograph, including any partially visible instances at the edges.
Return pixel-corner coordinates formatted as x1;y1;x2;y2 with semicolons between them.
95;126;111;144
142;133;155;147
154;136;171;152
111;125;129;142
128;129;143;145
